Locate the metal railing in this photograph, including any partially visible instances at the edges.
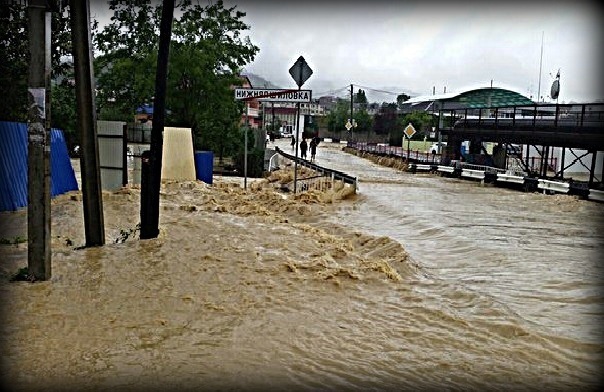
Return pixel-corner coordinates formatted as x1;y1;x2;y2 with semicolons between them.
349;142;443;164
274;146;357;189
439;103;604;131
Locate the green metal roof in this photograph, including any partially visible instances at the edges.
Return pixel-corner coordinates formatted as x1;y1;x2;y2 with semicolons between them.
444;87;534;109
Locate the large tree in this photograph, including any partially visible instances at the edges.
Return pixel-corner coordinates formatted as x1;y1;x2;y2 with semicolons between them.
355;88;367;109
0;3;73;125
396;93;410;108
372;103;399;135
93;0;259;157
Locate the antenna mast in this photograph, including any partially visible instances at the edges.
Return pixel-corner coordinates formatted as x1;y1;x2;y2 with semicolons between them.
537;31;544;103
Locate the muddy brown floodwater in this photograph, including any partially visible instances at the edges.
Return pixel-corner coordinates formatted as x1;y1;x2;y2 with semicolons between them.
1;138;603;391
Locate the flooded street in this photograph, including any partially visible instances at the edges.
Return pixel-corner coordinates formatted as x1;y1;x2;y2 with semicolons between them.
1;139;603;391
314;140;604;344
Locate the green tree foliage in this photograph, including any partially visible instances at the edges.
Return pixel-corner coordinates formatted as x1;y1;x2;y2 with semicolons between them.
0;3;72;123
51;79;78;151
326;99;372;133
93;0;160;120
93;0;259;160
401;110;435;135
355;88;368;108
396;93;410;108
0;4;28;122
390;110;435;146
354;109;372;133
372;104;400;135
326;99;349;133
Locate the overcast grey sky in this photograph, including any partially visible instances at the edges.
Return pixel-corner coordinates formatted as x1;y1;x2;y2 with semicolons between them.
91;0;603;104
227;0;603;103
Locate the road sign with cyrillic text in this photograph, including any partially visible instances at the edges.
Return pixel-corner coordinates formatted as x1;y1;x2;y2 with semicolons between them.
234;88;312;103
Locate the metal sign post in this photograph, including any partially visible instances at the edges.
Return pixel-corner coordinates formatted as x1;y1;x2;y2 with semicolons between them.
288;56;313;194
403;123;416;163
234;61;313;194
234;88;312;189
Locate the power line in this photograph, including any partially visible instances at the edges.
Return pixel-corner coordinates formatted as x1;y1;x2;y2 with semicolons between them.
314;85;351;97
354;84;402;96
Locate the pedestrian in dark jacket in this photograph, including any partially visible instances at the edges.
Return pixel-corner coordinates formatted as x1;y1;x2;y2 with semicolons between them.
309;138;317;162
300;138;308;159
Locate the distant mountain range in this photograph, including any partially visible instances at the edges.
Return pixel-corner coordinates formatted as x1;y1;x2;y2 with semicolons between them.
241;71;418;104
241;72;282;89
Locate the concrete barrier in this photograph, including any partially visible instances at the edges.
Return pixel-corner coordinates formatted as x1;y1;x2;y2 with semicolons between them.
461;169;486;180
537;179;570;194
496;173;525;184
161;127;196;181
588;189;604;202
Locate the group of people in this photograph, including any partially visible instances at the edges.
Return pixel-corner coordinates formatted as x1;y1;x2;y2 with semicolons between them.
291;135;319;162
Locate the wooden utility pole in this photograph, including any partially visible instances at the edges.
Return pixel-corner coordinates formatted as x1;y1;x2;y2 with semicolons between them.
70;0;105;247
27;0;52;280
140;0;175;239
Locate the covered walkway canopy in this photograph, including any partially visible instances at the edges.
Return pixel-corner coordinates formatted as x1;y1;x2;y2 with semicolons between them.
400;87;535;112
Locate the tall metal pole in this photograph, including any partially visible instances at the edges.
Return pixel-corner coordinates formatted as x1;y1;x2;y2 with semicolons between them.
140;0;174;239
537;31;544;103
350;84;354;142
70;0;105;247
289;56;311;194
27;0;51;280
293;99;301;193
293;63;304;194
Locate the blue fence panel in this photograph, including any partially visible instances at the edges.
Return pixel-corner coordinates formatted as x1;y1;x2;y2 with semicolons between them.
0;121;78;212
0;122;28;211
50;129;78;196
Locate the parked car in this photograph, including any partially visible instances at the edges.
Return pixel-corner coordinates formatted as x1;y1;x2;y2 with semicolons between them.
429;142;447;154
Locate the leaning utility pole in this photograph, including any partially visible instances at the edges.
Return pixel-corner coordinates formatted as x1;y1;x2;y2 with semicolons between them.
70;0;105;247
140;0;175;239
27;0;52;280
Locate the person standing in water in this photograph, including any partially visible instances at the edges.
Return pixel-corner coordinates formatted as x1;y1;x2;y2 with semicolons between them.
300;138;308;159
309;138;317;162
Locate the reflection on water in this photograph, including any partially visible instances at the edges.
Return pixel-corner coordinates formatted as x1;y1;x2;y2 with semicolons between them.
0;138;603;391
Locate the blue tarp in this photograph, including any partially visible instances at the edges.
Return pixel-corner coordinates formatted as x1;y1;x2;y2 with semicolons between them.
136;103;154;115
0;121;78;212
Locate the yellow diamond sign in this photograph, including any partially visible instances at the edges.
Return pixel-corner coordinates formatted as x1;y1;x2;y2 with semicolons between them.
404;123;416;139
